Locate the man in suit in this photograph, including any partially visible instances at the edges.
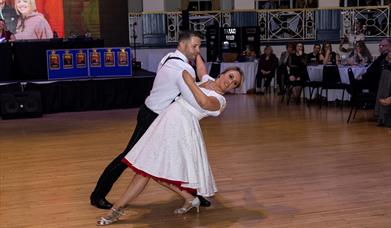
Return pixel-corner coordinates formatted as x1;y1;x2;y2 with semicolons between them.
0;0;17;34
360;38;391;93
90;31;211;209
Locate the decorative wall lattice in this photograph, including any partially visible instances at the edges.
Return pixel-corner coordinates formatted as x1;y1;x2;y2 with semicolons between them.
129;6;390;44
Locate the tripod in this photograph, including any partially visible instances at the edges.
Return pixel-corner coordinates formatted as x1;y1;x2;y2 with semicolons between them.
131;22;141;70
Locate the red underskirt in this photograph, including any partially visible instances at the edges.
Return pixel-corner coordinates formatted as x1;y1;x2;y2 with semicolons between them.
121;158;197;195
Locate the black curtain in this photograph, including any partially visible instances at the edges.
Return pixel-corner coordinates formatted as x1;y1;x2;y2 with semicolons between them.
21;77;154;114
99;0;130;47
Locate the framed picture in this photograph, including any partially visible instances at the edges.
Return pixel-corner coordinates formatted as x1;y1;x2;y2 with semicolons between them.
104;49;115;67
49;50;60;70
118;49;129;66
76;50;86;68
90;49;101;67
63;51;73;69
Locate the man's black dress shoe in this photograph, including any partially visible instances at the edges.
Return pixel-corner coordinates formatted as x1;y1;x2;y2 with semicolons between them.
197;195;211;207
90;194;113;210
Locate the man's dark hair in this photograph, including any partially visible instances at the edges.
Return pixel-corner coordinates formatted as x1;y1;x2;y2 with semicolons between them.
178;30;203;43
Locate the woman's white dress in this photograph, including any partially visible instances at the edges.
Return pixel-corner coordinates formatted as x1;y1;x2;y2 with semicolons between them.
123;87;226;197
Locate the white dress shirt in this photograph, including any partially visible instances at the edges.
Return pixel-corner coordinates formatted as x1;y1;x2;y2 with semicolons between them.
145;50;196;114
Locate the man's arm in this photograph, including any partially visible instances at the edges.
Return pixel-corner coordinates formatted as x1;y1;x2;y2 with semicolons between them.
195;55;208;81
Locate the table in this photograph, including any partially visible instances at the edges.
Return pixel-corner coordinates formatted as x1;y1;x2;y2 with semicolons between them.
0;43;13;81
206;61;258;94
306;65;367;101
0;39;104;82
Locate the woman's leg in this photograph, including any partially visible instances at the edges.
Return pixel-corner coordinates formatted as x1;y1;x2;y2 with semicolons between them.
113;174;150;209
264;75;273;92
256;74;264;93
98;174;150;225
156;180;195;201
154;180;199;212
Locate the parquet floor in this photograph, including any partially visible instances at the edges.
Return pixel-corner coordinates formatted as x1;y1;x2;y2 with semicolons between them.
0;94;390;227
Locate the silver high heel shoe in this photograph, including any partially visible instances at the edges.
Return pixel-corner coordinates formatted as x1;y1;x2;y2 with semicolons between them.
174;197;201;214
96;207;124;226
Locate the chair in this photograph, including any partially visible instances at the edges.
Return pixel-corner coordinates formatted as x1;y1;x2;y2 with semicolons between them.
319;65;348;108
280;66;307;105
303;67;322;106
346;67;377;123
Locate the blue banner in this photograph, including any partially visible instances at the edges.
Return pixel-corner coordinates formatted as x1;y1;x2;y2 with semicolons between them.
47;49;89;80
47;47;132;80
89;47;132;78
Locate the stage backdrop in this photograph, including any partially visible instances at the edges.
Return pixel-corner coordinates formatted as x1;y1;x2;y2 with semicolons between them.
4;0;100;40
36;0;65;37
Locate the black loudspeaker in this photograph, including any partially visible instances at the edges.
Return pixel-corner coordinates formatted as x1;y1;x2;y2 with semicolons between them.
220;27;241;62
240;26;260;58
1;91;42;119
206;26;220;62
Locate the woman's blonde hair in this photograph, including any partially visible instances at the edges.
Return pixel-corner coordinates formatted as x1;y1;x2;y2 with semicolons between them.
218;66;245;89
15;0;37;15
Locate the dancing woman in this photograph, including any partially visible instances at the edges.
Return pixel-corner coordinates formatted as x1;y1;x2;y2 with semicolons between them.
97;56;244;225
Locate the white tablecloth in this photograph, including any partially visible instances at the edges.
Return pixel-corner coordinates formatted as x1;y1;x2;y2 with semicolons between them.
206;61;258;94
306;65;367;101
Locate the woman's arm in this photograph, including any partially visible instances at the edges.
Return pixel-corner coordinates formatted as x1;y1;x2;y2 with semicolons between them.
195;54;208;81
319;53;325;64
323;51;331;64
182;70;220;111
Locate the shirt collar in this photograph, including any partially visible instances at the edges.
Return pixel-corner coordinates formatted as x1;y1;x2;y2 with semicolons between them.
175;49;189;63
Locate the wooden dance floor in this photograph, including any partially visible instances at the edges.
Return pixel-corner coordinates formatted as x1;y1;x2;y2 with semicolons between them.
1;94;390;227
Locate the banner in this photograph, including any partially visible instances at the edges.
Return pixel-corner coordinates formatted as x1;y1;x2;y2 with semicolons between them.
47;49;89;80
46;47;132;80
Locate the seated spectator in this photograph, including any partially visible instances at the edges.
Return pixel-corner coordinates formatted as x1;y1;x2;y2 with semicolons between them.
289;42;306;81
359;38;391;93
375;52;391;127
256;46;278;94
288;42;307;99
348;41;372;65
277;42;295;95
320;41;340;65
0;19;15;42
306;43;321;65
